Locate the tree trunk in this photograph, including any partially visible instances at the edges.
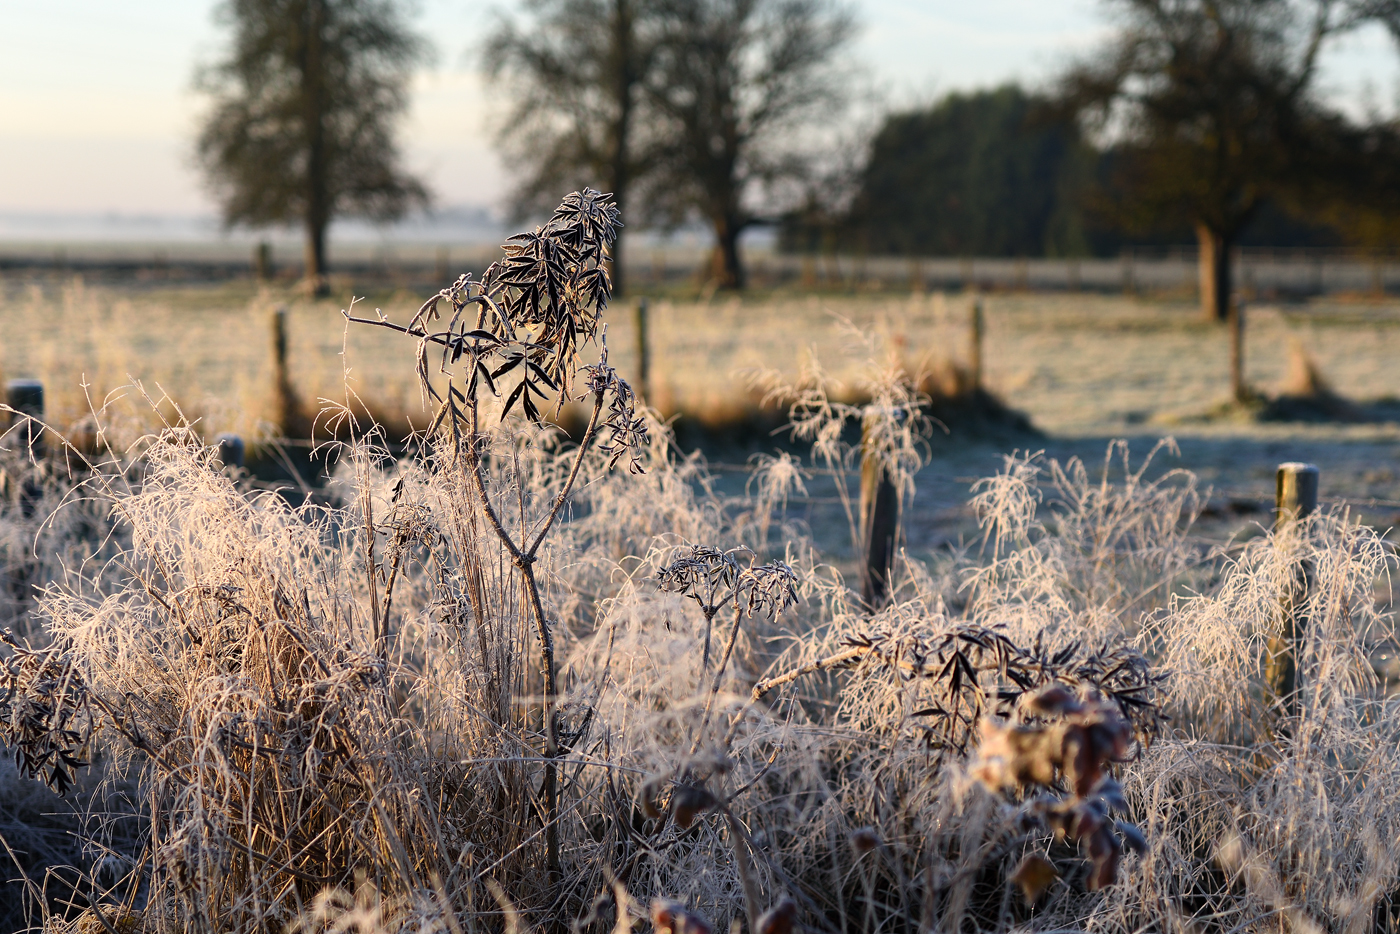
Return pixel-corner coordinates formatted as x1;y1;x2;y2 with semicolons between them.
607;0;633;297
1230;301;1248;403
302;0;330;298
304;220;328;298
1196;222;1231;322
710;214;745;290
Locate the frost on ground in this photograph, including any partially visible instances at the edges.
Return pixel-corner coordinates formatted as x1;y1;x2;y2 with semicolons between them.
1;199;1399;933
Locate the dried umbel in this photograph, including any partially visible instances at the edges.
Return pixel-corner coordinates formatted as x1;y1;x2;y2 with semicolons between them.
656;544;747;614
657;544;797;675
582;333;649;473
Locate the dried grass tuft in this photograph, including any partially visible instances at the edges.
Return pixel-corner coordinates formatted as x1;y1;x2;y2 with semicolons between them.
1;194;1398;934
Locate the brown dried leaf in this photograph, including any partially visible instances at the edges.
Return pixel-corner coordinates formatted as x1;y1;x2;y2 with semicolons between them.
971;718;1061;791
670;784;717;830
850;827;881;853
756;898;797;934
1024;684;1083;716
640;775;666;819
1009;854;1059;902
651;900;713;934
1085;825;1122;891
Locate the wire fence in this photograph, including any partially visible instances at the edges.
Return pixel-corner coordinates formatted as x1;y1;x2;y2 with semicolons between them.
5;241;1400;297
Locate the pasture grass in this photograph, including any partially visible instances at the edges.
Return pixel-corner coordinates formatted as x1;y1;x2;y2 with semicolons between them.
7;278;1400;447
4;236;1400;933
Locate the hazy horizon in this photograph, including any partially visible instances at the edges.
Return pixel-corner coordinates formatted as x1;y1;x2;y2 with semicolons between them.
2;0;1398;232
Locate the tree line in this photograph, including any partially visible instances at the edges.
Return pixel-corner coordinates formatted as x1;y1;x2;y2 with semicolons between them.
817;0;1400;321
195;0;852;296
194;0;1400;319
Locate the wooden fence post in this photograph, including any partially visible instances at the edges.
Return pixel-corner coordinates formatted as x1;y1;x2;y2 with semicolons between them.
254;242;272;282
860;408;902;610
4;380;46;516
5;379;45;455
270;307;299;437
435;246;450;284
1267;462;1318;720
634;297;651;401
1231;301;1247;403
969;297;984;392
216;433;246;470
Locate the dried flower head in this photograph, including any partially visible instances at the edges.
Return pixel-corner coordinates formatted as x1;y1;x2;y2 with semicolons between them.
581;332;649;473
651;900;712;934
656;545;748;614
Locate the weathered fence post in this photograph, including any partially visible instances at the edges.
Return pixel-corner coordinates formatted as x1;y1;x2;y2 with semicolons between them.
272;306;289;378
254;241;272;282
4;380;46;517
435;246;450;284
1230;300;1247;403
859;408;901;611
969;296;984;392
634;297;651;401
216;433;246;470
270;307;298;437
1267;462;1318;720
6;379;45;455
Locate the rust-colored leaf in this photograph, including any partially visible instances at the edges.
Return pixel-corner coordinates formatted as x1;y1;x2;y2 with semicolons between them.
756;898;797;934
1010;854;1059;902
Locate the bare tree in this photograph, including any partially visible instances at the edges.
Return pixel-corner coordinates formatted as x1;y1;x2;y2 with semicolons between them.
646;0;855;290
485;0;658;296
1065;0;1369;322
195;0;429;296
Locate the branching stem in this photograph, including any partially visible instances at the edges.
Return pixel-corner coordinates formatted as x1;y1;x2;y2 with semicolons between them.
528;390;605;557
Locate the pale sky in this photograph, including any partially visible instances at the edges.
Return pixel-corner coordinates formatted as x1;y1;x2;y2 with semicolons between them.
1;0;1397;217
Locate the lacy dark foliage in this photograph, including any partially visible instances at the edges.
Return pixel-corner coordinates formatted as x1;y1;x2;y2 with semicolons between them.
657;544;798;672
583;338;650;474
657;544;799;618
363;189;644;464
794;625;1166;755
0;630;92;795
656;545;748;617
